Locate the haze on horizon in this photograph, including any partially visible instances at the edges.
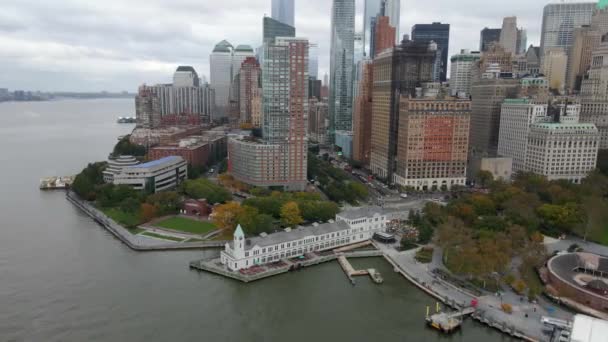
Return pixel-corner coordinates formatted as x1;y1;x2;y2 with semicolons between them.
0;0;547;92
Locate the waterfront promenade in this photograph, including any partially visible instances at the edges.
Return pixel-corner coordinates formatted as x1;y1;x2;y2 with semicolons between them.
376;242;573;342
67;191;225;251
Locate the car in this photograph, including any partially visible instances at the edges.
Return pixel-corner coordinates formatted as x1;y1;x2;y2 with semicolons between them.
400;193;408;199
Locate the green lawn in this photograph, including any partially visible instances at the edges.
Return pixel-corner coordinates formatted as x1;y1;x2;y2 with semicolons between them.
155;217;217;235
141;232;184;242
102;208;141;227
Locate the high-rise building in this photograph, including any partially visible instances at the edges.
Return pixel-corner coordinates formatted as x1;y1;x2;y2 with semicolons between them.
540;2;596;59
210;40;234;120
363;0;383;58
309;77;322;101
263;16;296;43
354;33;365;65
542;48;568;91
500;16;518;55
308;98;329;144
136;67;215;127
238;57;262;127
271;0;295;27
411;22;450;82
580;34;608;148
369;39;437;182
478;44;513;75
383;0;400;44
374;16;396;56
393;83;470;190
526;103;599;184
516;28;528;55
229;37;309;191
469;74;519;159
498;99;550;172
329;0;355;143
309;43;319;79
353;60;374;165
480;28;501;52
450;49;481;96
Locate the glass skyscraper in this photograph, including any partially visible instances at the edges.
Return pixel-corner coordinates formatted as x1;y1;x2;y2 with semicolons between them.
271;0;295;27
263;16;295;43
540;2;596;58
363;0;400;58
329;0;355;143
411;22;450;82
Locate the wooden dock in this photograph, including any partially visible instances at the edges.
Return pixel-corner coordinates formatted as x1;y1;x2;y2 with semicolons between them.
426;306;476;333
337;254;383;284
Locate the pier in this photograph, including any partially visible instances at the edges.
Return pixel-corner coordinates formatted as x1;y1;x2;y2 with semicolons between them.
40;176;74;190
337;254;383;284
426;304;476;333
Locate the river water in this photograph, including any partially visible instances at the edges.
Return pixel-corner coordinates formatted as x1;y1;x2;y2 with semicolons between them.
0;99;514;341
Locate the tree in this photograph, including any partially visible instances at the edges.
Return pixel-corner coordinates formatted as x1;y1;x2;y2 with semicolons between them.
468;194;496;216
280;201;303;227
537;203;584;234
212;202;244;232
112;135;146;157
119;197;140;213
477;170;494;188
140;203;159;222
181;178;232;204
146;191;180;216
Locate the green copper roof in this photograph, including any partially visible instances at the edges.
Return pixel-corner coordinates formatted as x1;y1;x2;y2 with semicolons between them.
234;44;254;52
599;0;608;10
213;40;233;53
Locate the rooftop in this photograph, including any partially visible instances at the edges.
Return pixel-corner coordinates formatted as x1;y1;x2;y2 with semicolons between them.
571;314;608;342
132;156;183;169
243;220;350;249
175;66;196;73
337;206;389;220
213;40;233;53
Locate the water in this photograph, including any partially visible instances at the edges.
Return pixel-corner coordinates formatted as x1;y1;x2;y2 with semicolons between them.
0;99;515;341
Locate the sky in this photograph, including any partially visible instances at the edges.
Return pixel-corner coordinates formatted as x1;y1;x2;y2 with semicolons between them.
0;0;551;92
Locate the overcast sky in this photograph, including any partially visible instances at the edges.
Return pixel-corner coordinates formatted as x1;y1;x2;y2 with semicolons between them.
0;0;550;92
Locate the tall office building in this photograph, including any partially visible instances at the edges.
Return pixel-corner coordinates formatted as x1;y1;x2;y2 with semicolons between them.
540;2;596;59
516;29;528;55
263;16;295;43
353;60;374;165
136;67;215;127
369;39;437;182
498;99;550;172
480;28;501;52
393;83;470;190
271;0;295;27
383;0;400;43
500;16;518;55
308;98;329;144
374;16;396;56
238;57;262;127
580;34;608;148
210;40;234;120
363;0;383;58
411;22;450;82
542;48;568;91
450;49;481;96
229;37;309;191
329;0;355;143
309;43;319;79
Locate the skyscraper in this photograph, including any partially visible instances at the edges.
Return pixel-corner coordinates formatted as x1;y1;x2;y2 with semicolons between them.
263;16;295;43
516;29;528;55
480;27;501;52
540;2;596;59
238;57;262;127
450;49;481;96
580;34;608;148
363;0;383;58
411;22;450;82
369;39;437;182
271;0;295;27
329;0;355;143
228;37;309;191
353;60;374;165
309;43;319;79
499;16;518;55
374;16;396;56
383;0;400;43
210;40;234;120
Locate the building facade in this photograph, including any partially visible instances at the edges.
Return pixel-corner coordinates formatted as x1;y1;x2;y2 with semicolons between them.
271;0;295;27
103;155;139;183
500;16;518;55
353;60;373;165
542;48;568;91
411;22;450;82
393;88;470;190
369;40;437;182
112;156;188;193
149;133;227;168
567;25;602;91
480;28;501;52
308;98;329;145
497;99;550;173
374;16;396;56
221;207;390;271
449;49;481;96
540;2;596;60
210;40;234;120
238;57;262;127
329;0;355;142
229;37;309;191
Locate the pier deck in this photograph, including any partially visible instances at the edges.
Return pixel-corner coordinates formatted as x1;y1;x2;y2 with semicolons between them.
337;254;383;284
427;307;476;333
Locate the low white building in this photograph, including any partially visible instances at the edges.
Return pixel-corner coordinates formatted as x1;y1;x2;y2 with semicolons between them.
570;314;608;342
113;156;187;192
103;155;140;183
221;207;391;271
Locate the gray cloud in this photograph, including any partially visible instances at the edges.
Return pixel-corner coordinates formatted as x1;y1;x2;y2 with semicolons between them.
0;0;546;92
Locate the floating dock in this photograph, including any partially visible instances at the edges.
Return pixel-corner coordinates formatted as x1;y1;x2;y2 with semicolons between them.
40;176;74;190
426;305;476;333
